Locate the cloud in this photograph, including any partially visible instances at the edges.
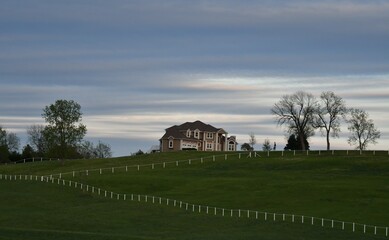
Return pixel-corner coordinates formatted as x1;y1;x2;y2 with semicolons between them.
1;0;389;155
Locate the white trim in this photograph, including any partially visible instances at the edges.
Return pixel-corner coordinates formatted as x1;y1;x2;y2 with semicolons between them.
207;132;213;139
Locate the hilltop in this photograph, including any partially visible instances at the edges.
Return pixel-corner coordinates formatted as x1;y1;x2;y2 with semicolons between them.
0;151;388;240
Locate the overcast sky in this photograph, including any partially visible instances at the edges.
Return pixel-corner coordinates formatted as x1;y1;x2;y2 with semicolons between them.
1;0;388;156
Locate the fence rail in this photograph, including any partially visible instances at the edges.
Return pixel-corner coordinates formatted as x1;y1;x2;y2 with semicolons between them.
2;149;389;166
1;173;388;238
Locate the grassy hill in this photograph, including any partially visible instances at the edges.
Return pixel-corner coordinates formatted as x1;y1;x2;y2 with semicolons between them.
0;151;388;240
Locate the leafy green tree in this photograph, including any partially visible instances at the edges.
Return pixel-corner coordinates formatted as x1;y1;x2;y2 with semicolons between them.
22;144;35;159
42;100;87;158
284;134;309;151
347;108;380;150
284;134;298;150
271;91;317;151
240;143;253;151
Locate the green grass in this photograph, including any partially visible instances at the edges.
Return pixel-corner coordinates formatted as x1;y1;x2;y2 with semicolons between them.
1;151;389;239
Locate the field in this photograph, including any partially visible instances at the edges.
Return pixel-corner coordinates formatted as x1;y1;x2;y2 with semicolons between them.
0;150;389;240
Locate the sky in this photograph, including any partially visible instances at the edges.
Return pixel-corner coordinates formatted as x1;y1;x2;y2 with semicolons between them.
1;0;389;156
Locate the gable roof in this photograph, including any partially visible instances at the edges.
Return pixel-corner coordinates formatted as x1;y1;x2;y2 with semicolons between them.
161;120;226;140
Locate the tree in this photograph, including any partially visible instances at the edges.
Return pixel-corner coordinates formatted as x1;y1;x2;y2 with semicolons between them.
27;124;48;155
262;139;272;151
284;134;298;150
7;132;20;153
78;140;112;159
22;144;35;159
78;140;95;159
346;108;380;150
248;132;256;150
42;100;87;158
284;134;309;151
271;91;317;151
0;128;8;162
95;141;112;158
241;143;253;151
0;126;20;162
0;127;7;147
314;91;347;150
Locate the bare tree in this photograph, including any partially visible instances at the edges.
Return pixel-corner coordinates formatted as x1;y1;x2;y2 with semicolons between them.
6;132;20;153
248;132;256;150
27;124;48;155
271;91;317;151
314;91;347;150
262;139;272;151
95;141;112;158
347;108;380;150
78;140;112;159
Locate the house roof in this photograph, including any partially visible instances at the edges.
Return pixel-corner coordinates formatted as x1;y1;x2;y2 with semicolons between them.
160;120;227;140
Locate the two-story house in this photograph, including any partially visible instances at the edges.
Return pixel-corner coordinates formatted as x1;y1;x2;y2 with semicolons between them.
159;120;237;152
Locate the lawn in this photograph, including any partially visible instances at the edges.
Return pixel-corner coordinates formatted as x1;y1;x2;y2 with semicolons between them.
0;151;388;239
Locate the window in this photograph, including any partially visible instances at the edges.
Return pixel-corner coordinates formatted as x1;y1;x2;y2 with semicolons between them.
207;132;213;139
228;141;235;151
169;139;173;148
186;129;191;138
206;142;213;150
194;130;199;139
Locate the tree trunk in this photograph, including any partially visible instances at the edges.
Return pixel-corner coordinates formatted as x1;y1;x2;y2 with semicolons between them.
299;134;306;151
326;130;330;151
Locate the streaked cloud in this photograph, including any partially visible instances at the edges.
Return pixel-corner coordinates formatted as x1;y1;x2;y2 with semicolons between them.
0;0;388;155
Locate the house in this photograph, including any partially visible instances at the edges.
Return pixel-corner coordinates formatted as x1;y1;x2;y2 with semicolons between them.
159;120;237;152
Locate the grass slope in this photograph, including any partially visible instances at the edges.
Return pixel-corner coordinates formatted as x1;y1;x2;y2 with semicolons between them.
1;151;388;239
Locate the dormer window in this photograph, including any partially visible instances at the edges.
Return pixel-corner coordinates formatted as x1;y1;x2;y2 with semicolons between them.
186;129;191;138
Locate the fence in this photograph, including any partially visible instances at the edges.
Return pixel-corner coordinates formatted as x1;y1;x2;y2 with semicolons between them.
3;150;389;166
0;173;388;238
33;150;387;180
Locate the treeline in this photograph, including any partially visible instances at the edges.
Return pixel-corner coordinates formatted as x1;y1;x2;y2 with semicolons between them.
273;91;380;151
0;100;112;163
241;91;380;151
